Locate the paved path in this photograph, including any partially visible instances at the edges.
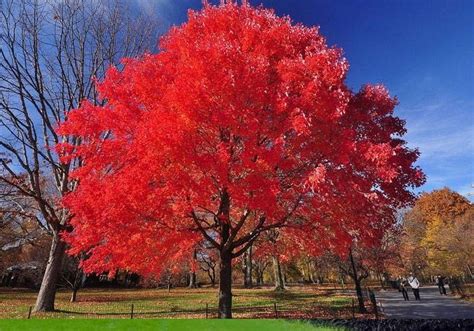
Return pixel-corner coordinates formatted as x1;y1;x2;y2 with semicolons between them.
376;286;474;319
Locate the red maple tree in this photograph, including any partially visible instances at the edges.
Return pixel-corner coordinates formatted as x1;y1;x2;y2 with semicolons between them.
57;2;424;318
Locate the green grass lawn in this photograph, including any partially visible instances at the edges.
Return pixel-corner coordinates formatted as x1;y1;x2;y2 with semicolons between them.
0;319;342;331
0;285;360;319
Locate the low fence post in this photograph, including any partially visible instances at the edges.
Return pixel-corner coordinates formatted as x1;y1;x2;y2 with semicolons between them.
273;302;278;319
351;298;355;319
27;306;32;319
205;303;209;319
130;304;134;319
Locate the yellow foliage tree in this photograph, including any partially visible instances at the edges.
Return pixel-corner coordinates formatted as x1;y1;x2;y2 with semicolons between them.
401;188;473;277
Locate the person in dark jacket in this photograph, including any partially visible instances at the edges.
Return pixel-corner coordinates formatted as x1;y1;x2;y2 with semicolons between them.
436;275;447;295
400;277;410;301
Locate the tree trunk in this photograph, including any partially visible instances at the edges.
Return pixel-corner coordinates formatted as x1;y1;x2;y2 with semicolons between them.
244;245;253;288
189;271;197;288
301;262;314;284
211;272;216;287
34;232;66;312
167;274;172;293
354;277;366;313
349;249;367;313
189;249;198;288
255;265;263;286
70;272;87;303
218;251;232;318
273;256;285;291
318;275;324;285
207;268;216;287
309;261;317;284
256;267;264;286
70;288;78;303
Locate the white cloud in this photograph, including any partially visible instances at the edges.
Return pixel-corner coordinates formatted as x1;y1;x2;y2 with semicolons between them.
398;98;474;160
396;95;474;199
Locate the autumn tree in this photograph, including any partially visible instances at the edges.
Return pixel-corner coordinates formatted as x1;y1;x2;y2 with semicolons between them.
310;252;341;285
399;209;429;274
58;2;423;318
0;183;49;266
401;188;473;277
254;229;305;290
364;224;404;289
448;208;474;278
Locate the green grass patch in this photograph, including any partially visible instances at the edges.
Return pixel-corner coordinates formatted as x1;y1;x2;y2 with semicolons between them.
0;286;356;319
0;319;341;331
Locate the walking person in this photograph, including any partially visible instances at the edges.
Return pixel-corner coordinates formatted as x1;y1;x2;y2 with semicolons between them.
400;277;410;301
437;275;447;295
408;273;421;300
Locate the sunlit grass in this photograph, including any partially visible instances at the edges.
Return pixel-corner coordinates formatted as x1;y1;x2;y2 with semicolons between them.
0;285;357;319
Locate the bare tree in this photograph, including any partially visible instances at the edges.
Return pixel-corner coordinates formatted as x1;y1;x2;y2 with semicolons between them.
0;0;157;311
60;254;86;303
197;247;218;287
0;181;50;282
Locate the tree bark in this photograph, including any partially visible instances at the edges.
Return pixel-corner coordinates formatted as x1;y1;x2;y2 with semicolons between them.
218;251;232;318
70;272;86;303
209;269;216;287
303;261;312;283
318;275;324;285
255;263;263;286
244;245;253;288
308;261;316;283
273;255;285;291
349;249;367;313
189;249;198;288
353;277;366;313
34;232;66;312
167;275;172;293
70;288;78;303
189;271;197;288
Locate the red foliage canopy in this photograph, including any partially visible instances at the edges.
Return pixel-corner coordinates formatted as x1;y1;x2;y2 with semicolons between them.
57;3;424;277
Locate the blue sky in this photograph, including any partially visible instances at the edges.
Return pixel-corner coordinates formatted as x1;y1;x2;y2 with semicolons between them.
135;0;474;200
